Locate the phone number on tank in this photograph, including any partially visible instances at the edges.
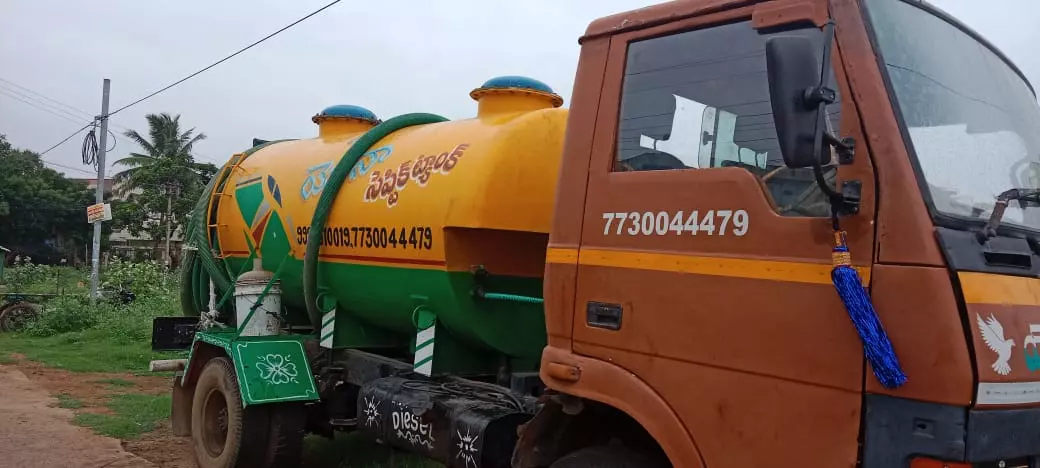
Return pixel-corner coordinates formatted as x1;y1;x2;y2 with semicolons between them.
296;226;433;250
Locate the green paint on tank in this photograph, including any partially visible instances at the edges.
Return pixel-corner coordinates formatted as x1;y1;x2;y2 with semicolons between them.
222;256;547;369
259;213;291;271
235;181;264;225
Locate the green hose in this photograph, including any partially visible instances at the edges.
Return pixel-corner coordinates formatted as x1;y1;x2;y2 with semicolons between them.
303;113;448;332
179;250;199;317
480;292;545;304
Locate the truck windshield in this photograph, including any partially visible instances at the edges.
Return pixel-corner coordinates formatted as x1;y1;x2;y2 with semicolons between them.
866;0;1040;230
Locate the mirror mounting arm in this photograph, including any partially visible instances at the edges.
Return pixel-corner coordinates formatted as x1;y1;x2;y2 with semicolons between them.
825;134;856;165
809;21;860;216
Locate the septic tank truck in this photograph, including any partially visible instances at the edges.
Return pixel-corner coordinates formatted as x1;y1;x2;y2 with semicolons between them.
149;0;1040;466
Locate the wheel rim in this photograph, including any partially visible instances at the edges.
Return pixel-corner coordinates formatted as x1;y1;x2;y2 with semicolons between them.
3;306;37;331
201;388;229;457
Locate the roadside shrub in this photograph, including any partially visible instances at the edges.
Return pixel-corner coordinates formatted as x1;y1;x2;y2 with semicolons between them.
24;297;105;337
8;259;182;341
96;292;181;343
101;258;168;297
4;258;54;292
3;258;87;294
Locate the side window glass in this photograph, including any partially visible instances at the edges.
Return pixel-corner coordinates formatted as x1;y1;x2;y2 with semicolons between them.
615;20;841;218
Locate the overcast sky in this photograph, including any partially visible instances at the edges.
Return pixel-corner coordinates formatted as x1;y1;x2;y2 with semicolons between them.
1;0;1037;179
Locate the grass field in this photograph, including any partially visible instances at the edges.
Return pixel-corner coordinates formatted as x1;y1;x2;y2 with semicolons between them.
73;393;173;439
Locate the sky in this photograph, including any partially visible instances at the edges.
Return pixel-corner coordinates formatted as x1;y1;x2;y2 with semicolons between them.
1;0;1037;179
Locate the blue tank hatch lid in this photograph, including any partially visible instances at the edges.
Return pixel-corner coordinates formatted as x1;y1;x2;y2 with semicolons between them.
478;76;555;94
312;104;380;124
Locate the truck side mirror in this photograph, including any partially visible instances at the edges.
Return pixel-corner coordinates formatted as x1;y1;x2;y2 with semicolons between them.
765;35;829;169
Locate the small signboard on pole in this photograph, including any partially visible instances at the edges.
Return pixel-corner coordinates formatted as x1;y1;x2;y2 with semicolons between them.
86;203;112;223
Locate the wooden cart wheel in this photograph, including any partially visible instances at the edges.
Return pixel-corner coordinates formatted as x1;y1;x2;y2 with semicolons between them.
0;302;41;332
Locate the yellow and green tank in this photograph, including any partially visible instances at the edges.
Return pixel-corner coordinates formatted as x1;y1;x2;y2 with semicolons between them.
183;76;567;375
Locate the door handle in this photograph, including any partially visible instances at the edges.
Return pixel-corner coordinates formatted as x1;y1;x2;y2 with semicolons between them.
586;302;623;330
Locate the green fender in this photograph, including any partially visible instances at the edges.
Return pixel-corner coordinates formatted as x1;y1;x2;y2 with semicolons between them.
181;329;318;407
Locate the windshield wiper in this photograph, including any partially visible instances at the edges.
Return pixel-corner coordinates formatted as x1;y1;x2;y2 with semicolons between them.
978;188;1040;241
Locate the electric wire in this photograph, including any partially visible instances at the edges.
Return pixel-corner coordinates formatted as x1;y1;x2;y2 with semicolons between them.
0;80;131;133
40;124;93;156
107;0;342;117
0;81;135;151
12;0;342;162
0;88;86;124
42;160;97;176
81;124;100;168
0;77;94;120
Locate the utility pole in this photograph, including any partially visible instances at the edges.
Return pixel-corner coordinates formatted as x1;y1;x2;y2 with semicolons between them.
163;182;179;269
89;79;111;302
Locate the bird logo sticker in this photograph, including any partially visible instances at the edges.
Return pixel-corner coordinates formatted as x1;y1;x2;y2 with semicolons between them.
978;313;1015;376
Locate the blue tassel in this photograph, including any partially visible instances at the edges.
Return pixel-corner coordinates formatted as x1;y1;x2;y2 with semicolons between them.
831;231;907;388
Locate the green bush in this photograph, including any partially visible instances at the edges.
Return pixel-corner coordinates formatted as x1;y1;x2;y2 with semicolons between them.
24;297;104;337
95;293;181;343
10;258;179;339
21;291;182;340
101;258;171;296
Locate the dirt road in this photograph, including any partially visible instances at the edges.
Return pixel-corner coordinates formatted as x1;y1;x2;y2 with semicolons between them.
0;366;155;467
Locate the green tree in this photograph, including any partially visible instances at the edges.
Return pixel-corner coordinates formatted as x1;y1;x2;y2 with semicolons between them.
111;113;214;258
0;134;101;264
112;113;208;194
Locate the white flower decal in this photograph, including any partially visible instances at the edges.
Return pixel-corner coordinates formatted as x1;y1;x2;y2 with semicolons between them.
256;354;299;385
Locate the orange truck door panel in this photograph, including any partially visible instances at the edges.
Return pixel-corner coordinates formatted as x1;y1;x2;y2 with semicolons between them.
567;7;877;467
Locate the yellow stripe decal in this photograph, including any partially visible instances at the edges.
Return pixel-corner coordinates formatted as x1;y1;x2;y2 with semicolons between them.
548;247;870;285
546;247;579;265
959;271;1040;306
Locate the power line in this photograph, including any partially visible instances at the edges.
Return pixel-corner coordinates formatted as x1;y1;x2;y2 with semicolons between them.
0;88;86;125
40;123;93;156
0;79;132;134
108;0;342;117
42;160;97;176
4;92;121;158
0;81;239;167
0;77;94;120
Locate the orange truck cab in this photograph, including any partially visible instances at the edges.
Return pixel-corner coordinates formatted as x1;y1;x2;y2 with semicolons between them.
524;0;1040;466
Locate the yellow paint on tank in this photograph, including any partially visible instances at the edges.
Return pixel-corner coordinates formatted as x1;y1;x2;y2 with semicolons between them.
213;88;568;273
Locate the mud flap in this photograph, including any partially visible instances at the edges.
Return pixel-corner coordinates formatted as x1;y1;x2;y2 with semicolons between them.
181;329;320;408
170;371;194;436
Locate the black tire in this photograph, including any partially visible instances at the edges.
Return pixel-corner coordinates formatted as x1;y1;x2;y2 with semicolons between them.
0;302;41;332
192;357;257;468
190;357;305;468
262;403;306;466
550;445;666;468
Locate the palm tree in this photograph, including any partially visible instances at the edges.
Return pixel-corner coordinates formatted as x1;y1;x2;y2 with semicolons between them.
112;113;207;197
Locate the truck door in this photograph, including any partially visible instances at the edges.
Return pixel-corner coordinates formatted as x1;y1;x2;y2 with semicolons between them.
569;12;878;467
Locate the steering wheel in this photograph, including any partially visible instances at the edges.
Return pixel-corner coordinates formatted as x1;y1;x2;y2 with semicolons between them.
775;167;838;216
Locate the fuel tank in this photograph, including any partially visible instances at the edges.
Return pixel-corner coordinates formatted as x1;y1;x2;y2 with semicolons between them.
206;77;567;369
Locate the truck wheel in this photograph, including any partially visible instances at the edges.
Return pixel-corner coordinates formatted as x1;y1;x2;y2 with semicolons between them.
191;357;266;468
550;445;666;468
191;357;306;468
0;302;41;332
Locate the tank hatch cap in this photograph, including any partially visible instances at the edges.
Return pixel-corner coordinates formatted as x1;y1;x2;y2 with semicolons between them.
312;105;381;138
311;104;381;124
470;76;564;116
